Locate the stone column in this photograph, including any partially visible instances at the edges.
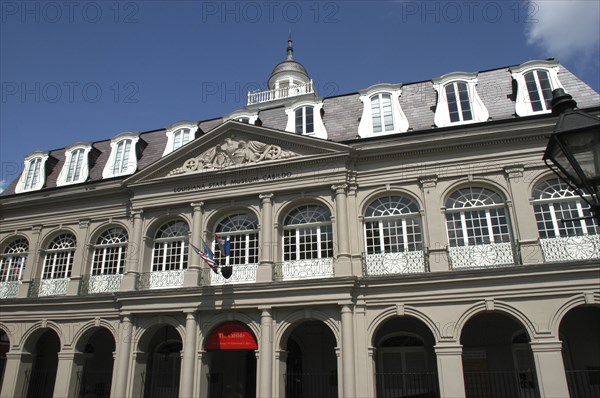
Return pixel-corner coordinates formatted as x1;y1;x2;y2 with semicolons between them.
419;176;450;271
257;194;274;283
180;310;198;397
67;219;90;295
434;343;466;397
113;314;134;398
332;184;352;276
530;340;570;398
184;202;204;287
258;308;273;397
340;304;356;397
504;165;544;264
0;351;33;398
53;351;79;397
17;225;42;298
121;210;143;291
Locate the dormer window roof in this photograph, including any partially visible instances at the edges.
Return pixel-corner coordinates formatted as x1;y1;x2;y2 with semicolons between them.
56;143;93;186
162;122;199;156
285;100;327;139
225;111;259;126
510;60;564;117
432;72;489;128
15;151;50;194
358;84;409;138
102;132;141;179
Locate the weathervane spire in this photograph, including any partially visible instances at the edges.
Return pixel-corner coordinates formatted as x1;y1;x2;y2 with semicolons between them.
286;30;294;60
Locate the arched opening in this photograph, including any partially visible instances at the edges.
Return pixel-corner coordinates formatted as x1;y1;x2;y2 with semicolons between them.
284;320;337;398
141;325;182;398
25;329;60;398
461;312;536;398
75;328;115;398
559;306;600;397
373;316;438;397
204;322;257;398
0;329;8;392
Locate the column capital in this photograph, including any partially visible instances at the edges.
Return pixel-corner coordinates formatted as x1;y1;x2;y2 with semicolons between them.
529;340;563;352
504;164;525;180
434;343;463;355
332;183;348;194
419;175;438;188
259;193;274;203
131;209;144;218
183;309;197;317
191;202;204;211
32;224;43;234
78;219;91;229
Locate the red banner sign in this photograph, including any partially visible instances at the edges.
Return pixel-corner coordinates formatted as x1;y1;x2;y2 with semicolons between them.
205;323;258;350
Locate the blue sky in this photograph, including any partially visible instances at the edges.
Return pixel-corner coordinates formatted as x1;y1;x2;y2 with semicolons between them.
1;0;599;191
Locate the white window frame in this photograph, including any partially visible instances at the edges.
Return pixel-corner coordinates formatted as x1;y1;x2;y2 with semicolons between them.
102;133;140;178
285;101;327;139
15;151;49;194
162;122;200;156
510;60;564;117
358;84;409;138
42;234;76;279
56;143;92;186
0;238;28;282
283;205;333;261
214;213;259;266
432;72;489;128
152;220;189;272
91;227;128;275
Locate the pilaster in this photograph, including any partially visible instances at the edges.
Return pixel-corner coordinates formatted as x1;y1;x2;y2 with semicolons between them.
434;343;466;397
419;176;450;271
257;194;274;283
332;184;352;276
121;210;143;291
530;339;570;398
184;202;204;287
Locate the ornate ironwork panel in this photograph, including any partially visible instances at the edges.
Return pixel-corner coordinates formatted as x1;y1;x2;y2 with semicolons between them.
137;270;186;290
540;234;600;262
0;280;20;299
79;274;123;295
274;258;334;281
28;278;70;297
363;251;427;276
200;264;258;286
449;242;516;269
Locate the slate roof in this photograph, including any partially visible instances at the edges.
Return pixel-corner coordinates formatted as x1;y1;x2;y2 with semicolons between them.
2;61;599;196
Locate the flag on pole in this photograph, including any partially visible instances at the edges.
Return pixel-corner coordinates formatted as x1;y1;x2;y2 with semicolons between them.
216;234;232;279
190;242;219;274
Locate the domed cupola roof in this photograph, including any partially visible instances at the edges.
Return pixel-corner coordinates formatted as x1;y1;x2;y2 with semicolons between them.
267;33;310;89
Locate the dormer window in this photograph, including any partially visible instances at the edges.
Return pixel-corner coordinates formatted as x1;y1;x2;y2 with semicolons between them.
15;151;49;194
162;122;199;156
432;73;489;128
358;84;409;138
285;101;327;139
510;60;564;117
56;144;93;186
103;133;140;178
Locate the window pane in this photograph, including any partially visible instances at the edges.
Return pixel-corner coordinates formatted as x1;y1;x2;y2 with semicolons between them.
457;82;473;121
536;70;553;110
381;94;394;131
295;108;303;134
445;85;460;123
371;94;382;133
305;106;314;133
525;71;543;112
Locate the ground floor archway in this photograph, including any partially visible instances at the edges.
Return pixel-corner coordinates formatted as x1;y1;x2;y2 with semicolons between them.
25;329;60;398
0;329;8;394
75;327;115;398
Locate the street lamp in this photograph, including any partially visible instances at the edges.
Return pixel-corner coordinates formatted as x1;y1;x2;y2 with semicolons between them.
543;88;600;223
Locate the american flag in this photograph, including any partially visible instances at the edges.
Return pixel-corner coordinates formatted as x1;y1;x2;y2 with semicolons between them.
190;242;218;274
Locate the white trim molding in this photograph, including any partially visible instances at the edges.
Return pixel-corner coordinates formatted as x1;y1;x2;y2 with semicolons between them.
102;132;140;179
509;60;564;117
56;143;93;187
224;110;259;126
162;121;200;156
284;100;327;140
15;151;50;194
358;83;409;138
432;72;489;128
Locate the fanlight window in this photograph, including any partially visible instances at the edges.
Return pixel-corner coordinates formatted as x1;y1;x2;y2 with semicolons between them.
445;188;511;246
152;221;189;271
215;214;259;265
533;178;599;238
92;228;128;275
364;196;422;254
0;238;28;282
283;205;333;261
43;234;76;279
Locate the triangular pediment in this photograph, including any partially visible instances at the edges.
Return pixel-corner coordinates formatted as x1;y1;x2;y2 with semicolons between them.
126;121;352;185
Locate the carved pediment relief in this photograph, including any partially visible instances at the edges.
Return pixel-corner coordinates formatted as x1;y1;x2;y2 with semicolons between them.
169;135;299;175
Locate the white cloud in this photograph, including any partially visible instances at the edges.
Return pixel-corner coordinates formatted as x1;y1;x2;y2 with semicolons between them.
525;0;600;60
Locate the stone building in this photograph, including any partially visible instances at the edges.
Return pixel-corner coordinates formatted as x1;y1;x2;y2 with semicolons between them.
1;37;599;398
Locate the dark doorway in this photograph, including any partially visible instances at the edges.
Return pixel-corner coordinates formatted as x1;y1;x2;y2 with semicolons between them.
26;329;60;398
77;328;115;398
143;325;182;398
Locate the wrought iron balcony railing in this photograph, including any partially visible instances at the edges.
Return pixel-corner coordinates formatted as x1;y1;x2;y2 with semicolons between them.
448;242;519;270
540;234;600;262
79;273;123;295
200;264;258;286
28;278;70;298
247;80;313;105
137;270;186;290
362;251;429;277
0;280;21;299
274;258;334;281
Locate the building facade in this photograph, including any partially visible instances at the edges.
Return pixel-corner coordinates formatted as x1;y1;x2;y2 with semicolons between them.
1;39;599;398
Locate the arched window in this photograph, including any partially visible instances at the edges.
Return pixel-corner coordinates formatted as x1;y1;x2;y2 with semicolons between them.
172;128;191;151
283;205;333;261
364;196;422;254
523;69;553;113
152;221;189;271
92;228;128;275
0;238;28;282
444;81;473;123
215;214;258;266
295;106;314;134
43;234;76;279
533;178;599;261
445;187;515;268
370;93;394;133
